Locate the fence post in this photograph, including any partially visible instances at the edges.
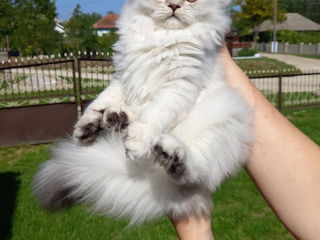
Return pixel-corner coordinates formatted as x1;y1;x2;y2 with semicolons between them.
261;42;266;52
284;42;289;54
77;58;83;115
299;42;304;54
72;59;81;118
317;43;320;56
278;74;282;111
225;32;234;57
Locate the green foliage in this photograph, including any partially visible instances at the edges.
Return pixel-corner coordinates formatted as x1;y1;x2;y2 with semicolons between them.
277;30;320;44
97;31;118;54
0;2;119;56
233;0;286;41
279;0;320;24
237;47;258;57
64;4;101;53
259;29;320;43
0;0;16;37
7;0;63;55
63;5;119;54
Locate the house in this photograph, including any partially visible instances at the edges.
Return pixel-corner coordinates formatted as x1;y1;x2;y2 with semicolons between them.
259;13;320;32
54;18;65;34
93;13;119;36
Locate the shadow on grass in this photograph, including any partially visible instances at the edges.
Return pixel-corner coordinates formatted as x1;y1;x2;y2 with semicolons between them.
0;172;20;240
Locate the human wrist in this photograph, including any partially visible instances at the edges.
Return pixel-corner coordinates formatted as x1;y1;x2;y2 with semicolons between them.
171;215;214;240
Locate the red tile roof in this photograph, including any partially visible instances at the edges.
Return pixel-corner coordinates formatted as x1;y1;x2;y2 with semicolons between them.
93;13;119;29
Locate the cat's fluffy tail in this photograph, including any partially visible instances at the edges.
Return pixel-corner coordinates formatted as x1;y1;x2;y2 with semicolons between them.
32;132;211;224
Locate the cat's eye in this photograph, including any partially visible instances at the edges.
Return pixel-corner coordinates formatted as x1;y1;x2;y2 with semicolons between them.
186;0;197;2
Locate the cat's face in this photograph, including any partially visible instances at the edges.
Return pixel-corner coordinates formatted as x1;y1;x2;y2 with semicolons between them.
133;0;230;30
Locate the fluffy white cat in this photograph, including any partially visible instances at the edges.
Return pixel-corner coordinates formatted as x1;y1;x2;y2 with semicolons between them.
33;0;252;225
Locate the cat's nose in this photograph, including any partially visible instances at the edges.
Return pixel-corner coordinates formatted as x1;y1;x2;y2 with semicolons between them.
168;4;181;12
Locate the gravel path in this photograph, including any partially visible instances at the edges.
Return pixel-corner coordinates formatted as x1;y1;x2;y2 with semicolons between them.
260;53;320;72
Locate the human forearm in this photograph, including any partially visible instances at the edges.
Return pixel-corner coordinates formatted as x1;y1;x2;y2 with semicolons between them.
220;46;320;239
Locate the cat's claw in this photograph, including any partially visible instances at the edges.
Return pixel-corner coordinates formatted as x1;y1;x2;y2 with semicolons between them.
74;110;129;145
152;135;186;179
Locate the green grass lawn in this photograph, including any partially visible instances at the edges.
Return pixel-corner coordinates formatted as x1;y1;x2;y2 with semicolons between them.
234;57;301;76
262;92;320;110
1;108;319;240
294;54;320;61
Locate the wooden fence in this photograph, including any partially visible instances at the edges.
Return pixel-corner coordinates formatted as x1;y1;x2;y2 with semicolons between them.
0;56;319;146
0;55;111;146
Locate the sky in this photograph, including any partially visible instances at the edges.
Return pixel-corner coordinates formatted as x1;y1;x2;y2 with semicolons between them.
55;1;240;21
55;0;126;21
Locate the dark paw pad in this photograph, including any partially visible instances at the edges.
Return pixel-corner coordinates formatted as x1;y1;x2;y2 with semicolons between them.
105;111;129;131
153;145;185;178
79;121;104;145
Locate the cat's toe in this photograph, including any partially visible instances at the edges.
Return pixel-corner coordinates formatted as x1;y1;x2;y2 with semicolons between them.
153;144;172;169
103;111;129;131
167;155;185;179
78;122;104;145
153;138;186;178
74;112;104;145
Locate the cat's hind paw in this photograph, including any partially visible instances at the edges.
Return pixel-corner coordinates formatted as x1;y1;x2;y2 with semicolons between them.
152;135;186;179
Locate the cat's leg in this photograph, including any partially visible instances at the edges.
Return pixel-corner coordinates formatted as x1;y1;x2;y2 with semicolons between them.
74;80;128;144
152;87;252;188
125;79;201;160
152;134;186;179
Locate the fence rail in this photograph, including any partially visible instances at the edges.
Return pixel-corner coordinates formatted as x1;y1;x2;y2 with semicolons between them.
0;59;77;108
77;58;112;103
251;72;320;111
0;57;112;109
0;56;319;146
253;42;320;56
0;57;319;111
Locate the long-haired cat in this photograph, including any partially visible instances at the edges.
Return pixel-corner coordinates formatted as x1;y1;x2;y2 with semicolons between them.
33;0;252;225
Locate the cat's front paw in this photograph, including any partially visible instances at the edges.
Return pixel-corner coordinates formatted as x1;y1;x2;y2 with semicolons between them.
152;135;186;179
74;109;129;145
73;110;104;145
102;111;129;132
125;122;152;161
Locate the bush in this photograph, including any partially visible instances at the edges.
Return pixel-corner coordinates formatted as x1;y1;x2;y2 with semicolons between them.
237;47;258;57
277;30;320;44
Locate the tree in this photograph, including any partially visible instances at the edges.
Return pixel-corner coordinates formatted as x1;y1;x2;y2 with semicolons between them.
233;0;286;41
7;0;63;55
279;0;320;23
0;0;17;49
64;4;102;52
97;30;118;54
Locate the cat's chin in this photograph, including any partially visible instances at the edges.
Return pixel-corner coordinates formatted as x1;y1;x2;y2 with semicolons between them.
161;16;188;30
